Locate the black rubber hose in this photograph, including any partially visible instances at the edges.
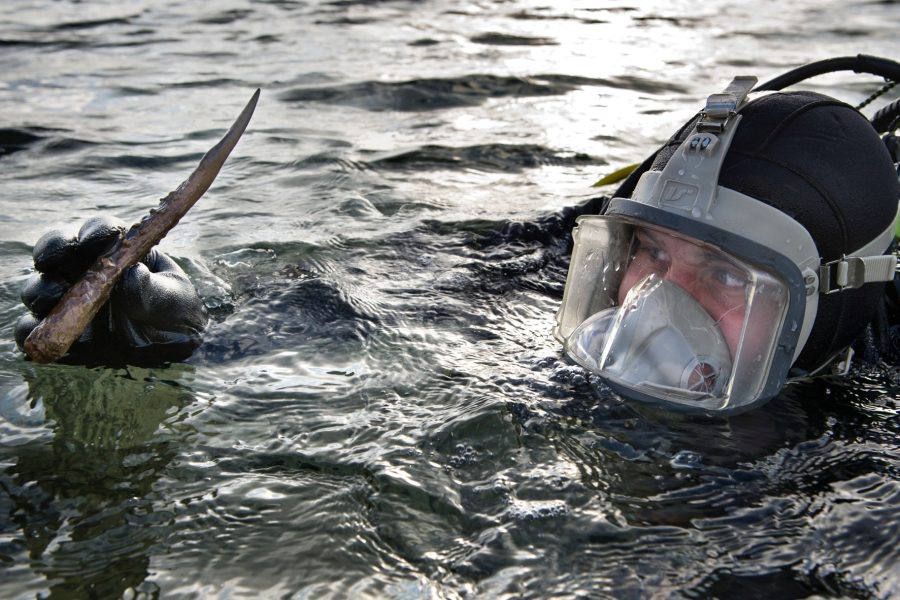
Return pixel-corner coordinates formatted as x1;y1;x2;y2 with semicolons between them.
871;98;900;134
754;54;900;92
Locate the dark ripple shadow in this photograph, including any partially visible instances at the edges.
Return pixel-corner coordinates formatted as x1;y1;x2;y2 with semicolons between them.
114;85;158;97
0;127;96;158
470;33;558;46
0;13;142;49
0;128;47;157
367;143;599;173
408;38;441;47
508;9;608;24
280;74;618;112
684;567;868;600
0;36;180;50
314;16;379;25
0;37;93;49
51;16;136;31
170;78;244;89
427;195;605;250
193;9;254;25
75;152;199;173
196;275;377;364
288;152;369;173
633;14;707;26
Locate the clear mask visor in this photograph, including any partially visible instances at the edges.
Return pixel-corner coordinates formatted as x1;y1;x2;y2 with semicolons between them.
555;216;790;411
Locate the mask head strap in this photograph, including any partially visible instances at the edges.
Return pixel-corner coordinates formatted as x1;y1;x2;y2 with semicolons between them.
644;76;758;220
698;76;758;133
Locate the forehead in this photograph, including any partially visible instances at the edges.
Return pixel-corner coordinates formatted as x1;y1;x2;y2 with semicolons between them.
634;226;735;263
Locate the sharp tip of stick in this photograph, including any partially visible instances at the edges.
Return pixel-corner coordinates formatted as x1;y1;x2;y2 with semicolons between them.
246;88;261;114
226;88;260;144
203;89;260;166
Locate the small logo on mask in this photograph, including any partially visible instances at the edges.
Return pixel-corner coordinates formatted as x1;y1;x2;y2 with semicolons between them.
660;180;700;213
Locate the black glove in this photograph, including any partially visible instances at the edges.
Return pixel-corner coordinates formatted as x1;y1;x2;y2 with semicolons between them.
15;216;208;366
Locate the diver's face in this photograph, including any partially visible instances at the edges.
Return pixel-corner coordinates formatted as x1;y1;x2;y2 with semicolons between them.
618;227;750;357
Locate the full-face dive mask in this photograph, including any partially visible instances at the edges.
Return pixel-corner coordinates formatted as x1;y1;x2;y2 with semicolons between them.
556;66;900;414
566;276;735;400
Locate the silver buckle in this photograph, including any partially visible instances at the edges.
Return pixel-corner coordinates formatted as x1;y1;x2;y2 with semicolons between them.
819;257;850;294
697;76;757;133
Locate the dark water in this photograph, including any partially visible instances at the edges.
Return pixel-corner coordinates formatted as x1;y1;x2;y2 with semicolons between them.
1;0;899;598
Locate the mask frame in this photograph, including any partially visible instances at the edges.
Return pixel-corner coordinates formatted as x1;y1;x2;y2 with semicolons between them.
556;213;798;413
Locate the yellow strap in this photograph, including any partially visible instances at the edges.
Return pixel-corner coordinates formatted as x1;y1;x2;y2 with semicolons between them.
592;163;640;187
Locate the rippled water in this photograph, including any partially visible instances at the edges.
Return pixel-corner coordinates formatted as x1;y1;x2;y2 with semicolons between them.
1;0;899;598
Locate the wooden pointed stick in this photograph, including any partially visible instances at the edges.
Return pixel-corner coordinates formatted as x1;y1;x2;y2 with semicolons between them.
24;89;260;364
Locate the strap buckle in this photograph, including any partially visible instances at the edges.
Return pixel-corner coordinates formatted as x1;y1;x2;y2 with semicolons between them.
818;254;898;294
698;76;758;133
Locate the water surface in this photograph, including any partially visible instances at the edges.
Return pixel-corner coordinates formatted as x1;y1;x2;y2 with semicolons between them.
1;0;899;598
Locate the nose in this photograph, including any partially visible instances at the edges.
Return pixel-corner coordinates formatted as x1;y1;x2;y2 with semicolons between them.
662;262;702;297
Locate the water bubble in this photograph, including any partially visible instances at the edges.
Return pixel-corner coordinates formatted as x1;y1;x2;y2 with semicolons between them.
506;499;569;521
449;443;478;467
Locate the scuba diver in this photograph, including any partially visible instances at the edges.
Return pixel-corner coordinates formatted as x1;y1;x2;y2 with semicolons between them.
14;55;900;415
557;55;900;414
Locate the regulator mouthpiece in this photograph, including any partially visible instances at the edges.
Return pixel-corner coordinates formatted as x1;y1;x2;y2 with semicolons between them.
566;277;733;399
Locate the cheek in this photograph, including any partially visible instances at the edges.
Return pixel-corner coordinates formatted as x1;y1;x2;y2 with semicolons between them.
716;311;745;360
700;293;749;360
733;297;783;363
617;265;644;304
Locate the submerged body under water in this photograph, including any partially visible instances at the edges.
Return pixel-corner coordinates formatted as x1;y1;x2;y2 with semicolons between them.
1;0;900;598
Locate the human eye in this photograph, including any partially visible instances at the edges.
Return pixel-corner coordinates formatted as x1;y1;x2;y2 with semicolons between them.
709;264;749;290
634;232;668;264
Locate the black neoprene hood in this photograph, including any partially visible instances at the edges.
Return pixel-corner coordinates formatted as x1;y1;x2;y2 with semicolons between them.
637;91;900;371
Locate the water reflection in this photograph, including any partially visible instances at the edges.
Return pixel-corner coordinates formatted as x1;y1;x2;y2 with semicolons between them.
2;365;196;597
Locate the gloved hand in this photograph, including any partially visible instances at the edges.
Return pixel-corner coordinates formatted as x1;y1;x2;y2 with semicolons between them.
15;216;208;366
